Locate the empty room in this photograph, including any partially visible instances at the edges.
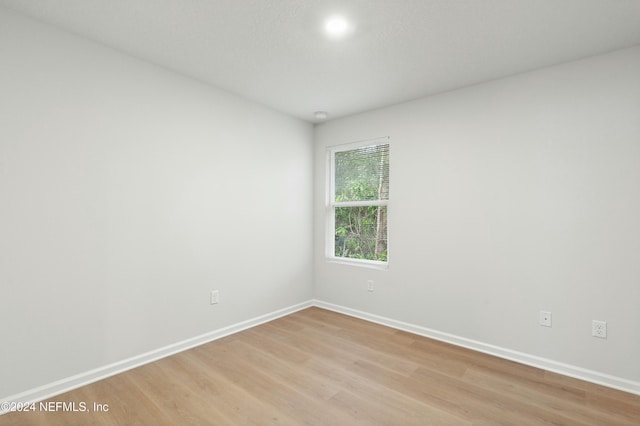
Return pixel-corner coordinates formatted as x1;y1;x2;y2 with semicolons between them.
1;1;639;424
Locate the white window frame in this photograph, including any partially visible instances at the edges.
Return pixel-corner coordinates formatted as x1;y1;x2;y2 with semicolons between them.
326;137;389;269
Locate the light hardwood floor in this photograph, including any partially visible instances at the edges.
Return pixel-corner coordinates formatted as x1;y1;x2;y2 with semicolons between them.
3;307;639;425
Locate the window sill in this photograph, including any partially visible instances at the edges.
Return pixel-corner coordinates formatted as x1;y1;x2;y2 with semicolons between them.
326;257;389;270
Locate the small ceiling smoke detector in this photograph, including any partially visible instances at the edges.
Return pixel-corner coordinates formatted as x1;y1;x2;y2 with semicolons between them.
324;16;352;39
314;111;329;120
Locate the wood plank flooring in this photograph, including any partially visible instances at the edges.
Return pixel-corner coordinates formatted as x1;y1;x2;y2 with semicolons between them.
3;307;639;425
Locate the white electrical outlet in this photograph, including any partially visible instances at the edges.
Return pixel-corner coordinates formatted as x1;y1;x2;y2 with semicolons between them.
539;311;552;327
592;320;607;338
210;290;219;305
367;280;374;292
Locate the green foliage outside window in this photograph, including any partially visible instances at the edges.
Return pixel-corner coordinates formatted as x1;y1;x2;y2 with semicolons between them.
334;144;389;262
335;206;387;261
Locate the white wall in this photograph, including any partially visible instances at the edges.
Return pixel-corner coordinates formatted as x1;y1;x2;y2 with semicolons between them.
314;46;640;385
0;6;313;399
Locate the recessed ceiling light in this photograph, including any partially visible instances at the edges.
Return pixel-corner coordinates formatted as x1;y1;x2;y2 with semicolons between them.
314;111;329;120
324;15;352;38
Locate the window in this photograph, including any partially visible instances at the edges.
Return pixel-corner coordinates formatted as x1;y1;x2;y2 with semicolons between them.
328;138;389;266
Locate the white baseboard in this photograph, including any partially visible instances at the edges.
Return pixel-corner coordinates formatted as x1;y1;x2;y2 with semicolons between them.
313;299;640;396
1;300;314;415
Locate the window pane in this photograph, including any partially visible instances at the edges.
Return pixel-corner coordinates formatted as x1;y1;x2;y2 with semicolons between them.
334;206;387;261
335;144;389;202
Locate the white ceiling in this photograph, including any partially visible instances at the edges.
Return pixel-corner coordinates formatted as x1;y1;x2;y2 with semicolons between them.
3;0;640;123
